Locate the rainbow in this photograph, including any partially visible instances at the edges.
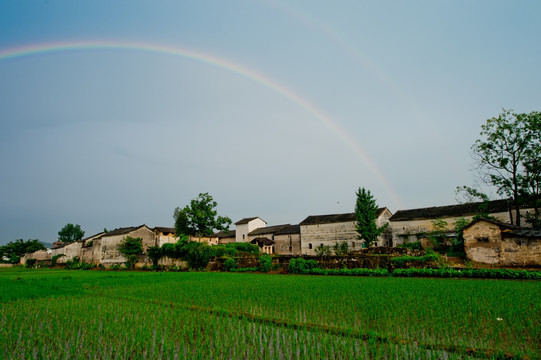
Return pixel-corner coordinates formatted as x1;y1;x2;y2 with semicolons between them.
0;40;404;208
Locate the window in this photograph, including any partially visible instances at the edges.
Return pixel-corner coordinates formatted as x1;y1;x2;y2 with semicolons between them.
242;234;245;240
309;243;312;249
477;237;489;243
352;242;355;248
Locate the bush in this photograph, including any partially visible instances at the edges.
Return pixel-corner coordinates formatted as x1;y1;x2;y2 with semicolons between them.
259;254;272;273
184;242;213;270
398;241;423;250
147;246;162;266
51;254;64;267
230;267;258;272
315;244;332;257
110;264;122;271
392;268;541;280
25;258;36;268
309;267;389;277
288;258;320;274
391;251;439;268
223;257;237;271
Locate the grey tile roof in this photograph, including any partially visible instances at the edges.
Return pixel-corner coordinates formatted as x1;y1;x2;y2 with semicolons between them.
248;224;290;236
235;217;265;225
390;199;512;221
300;208;386;226
274;224;301;235
213;230;236;238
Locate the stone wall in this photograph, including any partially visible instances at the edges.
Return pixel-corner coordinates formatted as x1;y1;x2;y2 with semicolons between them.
301;221;359;255
274;233;301;255
464;220;541;266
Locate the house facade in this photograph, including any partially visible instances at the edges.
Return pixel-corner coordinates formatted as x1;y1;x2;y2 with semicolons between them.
235;217;266;243
299;208;392;255
154;227;178;246
273;224;301;255
463;218;541;266
213;230;236;244
389;199;533;246
248;224;290;254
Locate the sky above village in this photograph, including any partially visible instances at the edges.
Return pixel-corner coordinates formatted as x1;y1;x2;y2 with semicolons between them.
1;1;540;244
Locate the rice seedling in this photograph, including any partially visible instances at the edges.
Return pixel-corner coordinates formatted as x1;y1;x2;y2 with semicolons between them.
0;268;539;359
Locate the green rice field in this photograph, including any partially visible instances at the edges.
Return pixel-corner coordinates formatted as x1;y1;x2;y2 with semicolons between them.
1;268;539;359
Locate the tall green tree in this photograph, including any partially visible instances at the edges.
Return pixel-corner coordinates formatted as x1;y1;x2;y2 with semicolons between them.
355;187;387;248
470;109;540;226
57;223;85;243
173;192;232;238
520;112;541;227
0;239;45;264
118;236;144;269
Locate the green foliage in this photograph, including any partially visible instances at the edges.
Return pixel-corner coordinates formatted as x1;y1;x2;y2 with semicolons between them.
470;109;541;226
146;246;162;266
64;256;95;270
51;254;64;267
308;267;390;277
25;258;36;268
398;241;423;250
118;236;144;257
57;223;85;243
314;244;332;256
390;251;440;268
288;258;320;274
183;242;214;270
449;218;469;256
230;267;258;272
392;267;541;280
118;236;143;269
333;242;350;256
173;192;232;238
0;239;46;264
223;257;237;271
355;187;387;247
258;254;272;273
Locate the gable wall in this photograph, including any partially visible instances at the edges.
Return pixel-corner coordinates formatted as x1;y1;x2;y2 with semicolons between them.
236;218;266;242
391;211;513;246
301;221;359;255
464;220;541;265
274;233;301;255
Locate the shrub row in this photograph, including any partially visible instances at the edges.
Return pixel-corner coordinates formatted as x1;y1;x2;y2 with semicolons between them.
308;268;390;277
392;267;541;280
390;252;439;267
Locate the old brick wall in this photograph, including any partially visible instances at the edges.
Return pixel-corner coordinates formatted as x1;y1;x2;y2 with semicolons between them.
301;222;359;255
464;221;502;264
500;236;541;266
274;233;301;255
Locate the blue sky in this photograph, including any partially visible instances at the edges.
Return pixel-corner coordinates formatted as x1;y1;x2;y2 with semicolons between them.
1;1;540;244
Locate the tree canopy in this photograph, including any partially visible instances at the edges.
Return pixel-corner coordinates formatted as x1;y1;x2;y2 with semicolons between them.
355;187;387;248
173;193;232;238
57;223;85;243
470;109;540;226
0;239;46;264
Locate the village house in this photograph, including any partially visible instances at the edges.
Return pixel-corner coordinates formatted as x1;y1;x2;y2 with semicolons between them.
389;199;534;247
235;217;266;243
463;218;541;266
97;225;156;266
212;229;236;244
20;249;51;266
273;224;301;256
248;224;290;254
154;227;178;246
299;208;392;256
